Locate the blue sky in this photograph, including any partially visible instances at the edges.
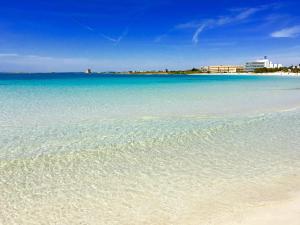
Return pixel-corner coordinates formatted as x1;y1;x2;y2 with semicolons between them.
0;0;300;72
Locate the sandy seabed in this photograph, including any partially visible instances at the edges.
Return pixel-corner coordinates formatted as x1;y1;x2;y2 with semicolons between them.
226;192;300;225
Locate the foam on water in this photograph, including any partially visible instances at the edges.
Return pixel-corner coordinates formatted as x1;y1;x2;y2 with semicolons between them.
1;74;300;224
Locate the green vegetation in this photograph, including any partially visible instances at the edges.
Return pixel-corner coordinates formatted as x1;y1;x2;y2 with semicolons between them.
167;68;207;74
112;66;300;75
126;68;208;75
254;68;282;73
254;67;300;73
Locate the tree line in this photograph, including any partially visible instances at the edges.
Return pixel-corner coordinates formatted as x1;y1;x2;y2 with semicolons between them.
254;66;300;73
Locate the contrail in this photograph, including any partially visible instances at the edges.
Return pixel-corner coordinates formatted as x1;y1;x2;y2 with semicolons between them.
71;17;128;44
99;28;128;45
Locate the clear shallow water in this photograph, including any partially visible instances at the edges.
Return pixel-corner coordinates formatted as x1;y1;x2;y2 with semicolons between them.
1;74;300;224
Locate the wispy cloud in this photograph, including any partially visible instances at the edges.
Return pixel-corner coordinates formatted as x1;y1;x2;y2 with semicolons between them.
154;34;168;43
0;52;193;72
176;5;271;44
192;24;206;44
71;18;128;44
0;53;73;63
0;53;114;72
0;53;19;57
100;28;129;45
271;25;300;38
189;8;261;44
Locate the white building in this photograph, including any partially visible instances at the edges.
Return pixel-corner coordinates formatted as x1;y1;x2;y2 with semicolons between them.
245;57;282;72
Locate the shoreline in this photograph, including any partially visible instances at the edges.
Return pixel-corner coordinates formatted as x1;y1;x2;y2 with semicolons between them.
1;72;300;77
110;72;300;76
1;72;300;224
188;72;300;76
225;191;300;225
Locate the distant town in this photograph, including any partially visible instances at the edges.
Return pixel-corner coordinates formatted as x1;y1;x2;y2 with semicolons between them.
85;56;300;75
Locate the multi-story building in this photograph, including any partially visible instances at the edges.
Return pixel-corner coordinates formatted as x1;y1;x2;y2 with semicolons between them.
245;57;282;72
207;65;244;73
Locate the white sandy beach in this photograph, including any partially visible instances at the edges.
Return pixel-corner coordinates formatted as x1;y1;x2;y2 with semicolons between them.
227;192;300;225
189;72;300;76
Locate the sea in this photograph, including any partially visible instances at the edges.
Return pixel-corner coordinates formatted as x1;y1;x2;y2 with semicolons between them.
0;73;300;224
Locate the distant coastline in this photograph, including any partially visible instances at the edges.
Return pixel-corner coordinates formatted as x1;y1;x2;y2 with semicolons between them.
188;72;300;76
0;71;299;77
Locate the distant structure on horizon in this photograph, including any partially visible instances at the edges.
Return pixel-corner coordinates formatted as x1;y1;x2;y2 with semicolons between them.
245;56;283;72
85;69;92;74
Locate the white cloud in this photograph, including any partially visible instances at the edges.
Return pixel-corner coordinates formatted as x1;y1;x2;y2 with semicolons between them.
192;25;206;44
176;5;271;44
0;53;185;72
191;8;262;44
0;53;112;72
100;28;129;45
72;18;129;44
271;25;300;38
0;53;19;57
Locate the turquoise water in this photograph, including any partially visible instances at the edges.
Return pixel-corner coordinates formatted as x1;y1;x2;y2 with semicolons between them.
1;74;300;224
